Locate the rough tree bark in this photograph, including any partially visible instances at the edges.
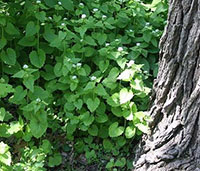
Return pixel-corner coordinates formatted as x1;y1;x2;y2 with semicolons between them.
133;0;200;170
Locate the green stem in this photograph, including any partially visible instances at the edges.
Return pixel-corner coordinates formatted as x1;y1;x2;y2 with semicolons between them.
1;27;4;77
37;19;40;51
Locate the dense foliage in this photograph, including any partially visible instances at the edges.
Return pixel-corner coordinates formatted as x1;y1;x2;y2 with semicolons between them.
0;0;167;170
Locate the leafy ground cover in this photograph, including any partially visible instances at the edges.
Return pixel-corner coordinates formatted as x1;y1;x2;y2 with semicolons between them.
0;0;167;170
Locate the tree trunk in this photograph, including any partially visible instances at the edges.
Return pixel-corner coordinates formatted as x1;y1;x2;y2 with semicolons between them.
133;0;200;170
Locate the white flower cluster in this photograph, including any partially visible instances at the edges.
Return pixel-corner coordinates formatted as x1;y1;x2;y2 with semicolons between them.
36;0;41;4
152;29;159;34
117;47;123;52
61;23;65;26
127;60;134;67
36;98;41;102
90;76;97;81
136;43;141;46
93;8;98;12
72;75;77;80
81;14;86;19
58;1;62;5
23;64;28;69
72;63;82;68
102;15;107;19
105;43;110;47
145;22;150;26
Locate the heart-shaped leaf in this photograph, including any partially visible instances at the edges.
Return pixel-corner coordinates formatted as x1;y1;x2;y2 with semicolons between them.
119;88;133;104
29;49;46;68
86;97;100;112
109;122;124;138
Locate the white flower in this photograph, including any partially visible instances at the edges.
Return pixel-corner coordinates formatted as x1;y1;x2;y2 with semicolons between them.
93;8;98;12
36;0;41;4
115;39;119;42
36;98;41;102
81;14;86;19
58;1;62;5
90;76;97;81
145;22;150;26
129;29;133;32
48;17;52;20
77;63;82;67
72;64;76;68
72;75;77;80
155;29;159;32
63;18;67;20
41;23;45;26
127;60;135;67
80;39;83;42
61;23;65;26
102;15;107;19
23;64;28;69
79;3;84;6
136;43;141;46
118;47;123;52
105;43;110;46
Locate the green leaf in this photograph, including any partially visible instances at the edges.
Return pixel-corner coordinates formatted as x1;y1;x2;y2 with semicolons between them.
109;122;124;138
80;112;94;126
95;113;108;123
135;123;150;134
44;0;57;7
54;62;63;77
48;153;62;167
97;33;107;45
12;70;25;78
7;121;23;134
18;36;36;47
119;88;133;104
0;142;11;166
143;30;152;42
41;139;52;154
95;84;108;96
29;49;46;68
35;11;46;22
99;60;109;73
30;112;48;138
0;37;7;50
25;21;38;37
85;36;97;46
23;76;35;92
5;22;20;35
70;82;77;91
117;69;134;81
115;157;126;167
60;0;74;11
103;139;113;150
0;83;14;98
125;126;136;138
107;93;120;107
74;99;83;110
0;108;6;122
1;48;17;65
86;97;100;112
88;124;98;136
84;82;95;91
0;124;10;138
